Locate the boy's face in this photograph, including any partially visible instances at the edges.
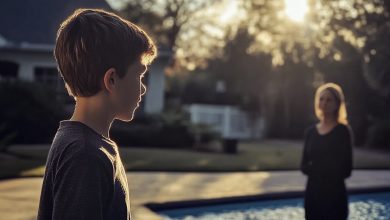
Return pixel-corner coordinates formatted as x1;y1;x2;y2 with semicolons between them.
113;59;147;122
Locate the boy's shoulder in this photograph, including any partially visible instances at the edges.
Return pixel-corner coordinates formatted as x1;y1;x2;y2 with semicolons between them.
49;121;117;167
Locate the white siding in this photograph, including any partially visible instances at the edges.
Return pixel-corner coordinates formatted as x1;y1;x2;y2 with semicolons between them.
186;104;265;140
144;60;165;114
0;48;169;114
0;50;56;81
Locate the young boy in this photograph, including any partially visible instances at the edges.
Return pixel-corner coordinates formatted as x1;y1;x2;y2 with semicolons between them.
37;9;156;220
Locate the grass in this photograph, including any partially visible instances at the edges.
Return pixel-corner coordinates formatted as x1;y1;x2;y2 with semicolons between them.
120;141;303;171
1;140;390;178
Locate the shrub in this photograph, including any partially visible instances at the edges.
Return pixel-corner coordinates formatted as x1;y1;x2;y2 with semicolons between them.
110;111;219;148
0;81;67;144
366;119;390;149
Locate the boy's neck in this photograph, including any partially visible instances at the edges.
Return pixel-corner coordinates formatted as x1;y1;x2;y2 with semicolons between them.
70;95;114;139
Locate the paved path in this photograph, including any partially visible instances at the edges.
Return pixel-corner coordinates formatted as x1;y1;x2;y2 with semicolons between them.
1;170;389;220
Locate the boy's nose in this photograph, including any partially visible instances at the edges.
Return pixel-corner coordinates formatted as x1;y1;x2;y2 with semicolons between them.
141;84;146;96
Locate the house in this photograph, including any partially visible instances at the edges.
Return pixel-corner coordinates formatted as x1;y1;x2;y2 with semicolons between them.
0;0;168;114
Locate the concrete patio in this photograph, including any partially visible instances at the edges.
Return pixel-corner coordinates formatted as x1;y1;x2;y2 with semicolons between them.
0;170;390;220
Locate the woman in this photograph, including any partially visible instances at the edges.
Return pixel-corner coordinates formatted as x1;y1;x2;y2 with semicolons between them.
301;83;353;220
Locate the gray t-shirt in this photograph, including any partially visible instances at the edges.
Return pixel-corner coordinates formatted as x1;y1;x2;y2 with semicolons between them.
38;121;131;220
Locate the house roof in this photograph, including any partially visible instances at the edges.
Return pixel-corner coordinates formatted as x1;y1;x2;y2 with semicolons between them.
0;0;112;46
0;0;172;58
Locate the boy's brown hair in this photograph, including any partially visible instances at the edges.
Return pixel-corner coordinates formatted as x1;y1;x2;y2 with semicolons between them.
54;8;157;97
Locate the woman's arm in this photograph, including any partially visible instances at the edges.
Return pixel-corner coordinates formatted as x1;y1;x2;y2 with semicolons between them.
339;125;353;179
301;129;313;176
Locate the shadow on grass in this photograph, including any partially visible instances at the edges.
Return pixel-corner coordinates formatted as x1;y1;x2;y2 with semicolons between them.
0;152;46;179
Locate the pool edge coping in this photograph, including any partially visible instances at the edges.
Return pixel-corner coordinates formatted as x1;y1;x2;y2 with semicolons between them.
145;185;390;212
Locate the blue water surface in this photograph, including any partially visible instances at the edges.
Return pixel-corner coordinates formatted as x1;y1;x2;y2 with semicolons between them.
158;192;390;220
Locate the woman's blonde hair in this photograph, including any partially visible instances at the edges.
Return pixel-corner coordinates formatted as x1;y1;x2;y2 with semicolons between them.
314;83;348;125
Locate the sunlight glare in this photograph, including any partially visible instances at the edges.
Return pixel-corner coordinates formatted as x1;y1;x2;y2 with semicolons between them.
219;0;239;24
284;0;308;22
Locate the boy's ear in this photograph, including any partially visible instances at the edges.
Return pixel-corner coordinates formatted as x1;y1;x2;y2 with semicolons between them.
103;68;116;93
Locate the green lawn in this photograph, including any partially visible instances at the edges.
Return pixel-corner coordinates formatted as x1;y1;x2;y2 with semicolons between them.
120;141;303;171
1;140;390;178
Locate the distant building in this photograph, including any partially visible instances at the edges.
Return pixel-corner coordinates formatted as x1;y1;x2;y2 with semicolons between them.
186;103;265;140
182;78;265;140
0;0;169;114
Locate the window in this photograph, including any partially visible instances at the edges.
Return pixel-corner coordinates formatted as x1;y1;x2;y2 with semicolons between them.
34;67;59;86
0;61;18;81
34;67;73;104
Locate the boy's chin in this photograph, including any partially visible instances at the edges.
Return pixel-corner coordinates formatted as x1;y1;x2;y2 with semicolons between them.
116;112;135;122
115;105;139;122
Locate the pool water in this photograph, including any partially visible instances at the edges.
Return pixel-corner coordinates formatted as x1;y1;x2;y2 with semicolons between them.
158;192;390;220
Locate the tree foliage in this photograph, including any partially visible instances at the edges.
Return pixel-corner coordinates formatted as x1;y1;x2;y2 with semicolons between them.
118;0;390;146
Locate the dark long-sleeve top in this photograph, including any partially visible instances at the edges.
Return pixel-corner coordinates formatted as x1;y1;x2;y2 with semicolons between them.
301;124;353;180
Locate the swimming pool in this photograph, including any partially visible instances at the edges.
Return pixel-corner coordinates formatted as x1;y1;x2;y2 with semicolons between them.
156;191;390;220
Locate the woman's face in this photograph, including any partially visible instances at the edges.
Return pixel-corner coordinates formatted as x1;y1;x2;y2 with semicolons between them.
318;89;339;118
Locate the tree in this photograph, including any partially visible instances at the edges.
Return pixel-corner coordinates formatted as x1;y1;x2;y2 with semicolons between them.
118;0;390;145
204;29;270;131
242;0;389;143
363;22;390;98
118;0;241;71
